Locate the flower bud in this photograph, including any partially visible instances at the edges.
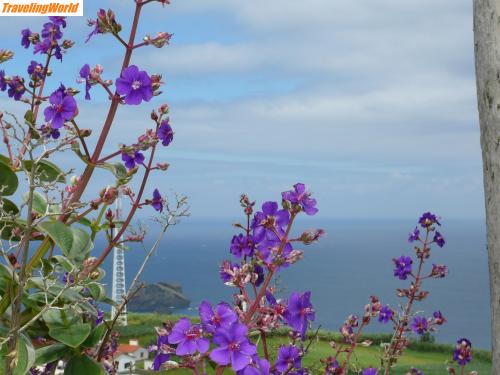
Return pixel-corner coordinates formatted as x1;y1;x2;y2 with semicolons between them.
0;50;14;64
126;234;145;242
62;40;75;49
299;228;325;245
159;104;169;114
100;186;118;204
156;162;169;171
90;199;101;210
80;129;92;137
70;175;80;186
105;208;114;221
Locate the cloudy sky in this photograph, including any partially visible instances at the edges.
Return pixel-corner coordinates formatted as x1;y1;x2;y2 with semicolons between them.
0;0;483;220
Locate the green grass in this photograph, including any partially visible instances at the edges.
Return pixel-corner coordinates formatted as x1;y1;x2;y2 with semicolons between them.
118;313;490;374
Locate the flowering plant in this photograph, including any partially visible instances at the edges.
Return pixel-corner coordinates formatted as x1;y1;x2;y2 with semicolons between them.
148;191;477;375
0;2;183;375
0;2;480;375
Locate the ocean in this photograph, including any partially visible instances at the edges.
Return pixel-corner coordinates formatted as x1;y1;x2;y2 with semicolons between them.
102;218;491;349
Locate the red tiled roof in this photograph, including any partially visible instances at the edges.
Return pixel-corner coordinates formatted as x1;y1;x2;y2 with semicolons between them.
117;344;141;354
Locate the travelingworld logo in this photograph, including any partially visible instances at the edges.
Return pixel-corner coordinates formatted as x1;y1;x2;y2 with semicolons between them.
1;0;82;16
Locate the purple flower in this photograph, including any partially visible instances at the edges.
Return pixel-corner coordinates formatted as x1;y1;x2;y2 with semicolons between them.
237;356;270;375
324;359;340;374
393;256;412;280
157;119;173;146
433;231;445;247
418;212;440;228
151;189;163;213
79;64;92;100
254;264;264;287
0;70;6;91
411;317;428;335
378;305;393;324
49;16;67;28
7;76;25;101
284;291;315;338
408;227;420;243
275;345;301;372
121;150;145;170
430;264;448;278
266;290;278;306
155;323;170;347
281;183;318;216
116;65;153;105
21;28;32;48
152;353;170;371
407;368;424;375
453;338;472;366
168;317;209;356
95;309;104;325
219;260;240;283
41;22;63;41
61;272;74;284
53;44;63;61
252;201;290;242
86;18;102;43
199;301;237;334
33;38;52;55
43;90;77;129
257;238;293;267
362;368;378;375
433;310;446;325
27;60;44;80
230;234;255;258
210;322;257;371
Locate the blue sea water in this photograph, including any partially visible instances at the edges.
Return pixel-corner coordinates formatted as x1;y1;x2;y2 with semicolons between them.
102;218;491;349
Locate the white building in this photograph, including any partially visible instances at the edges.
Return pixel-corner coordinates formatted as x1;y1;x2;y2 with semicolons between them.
115;339;149;374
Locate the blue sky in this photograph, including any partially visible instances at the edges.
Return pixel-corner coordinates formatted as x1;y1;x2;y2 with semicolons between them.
0;0;483;220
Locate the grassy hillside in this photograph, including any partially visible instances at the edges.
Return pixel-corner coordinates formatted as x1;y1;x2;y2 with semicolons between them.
117;313;490;374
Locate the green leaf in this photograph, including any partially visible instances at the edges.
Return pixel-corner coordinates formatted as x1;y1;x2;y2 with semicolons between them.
13;333;36;375
0;159;18;196
0;331;36;375
0;155;10;164
23;191;47;215
0;219;26;241
43;309;81;327
24;110;33;126
34;343;69;366
40;258;53;277
71;142;87;162
43;309;92;348
98;162;131;184
49;323;91;348
38;223;92;263
86;283;106;301
64;354;105;375
29;278;91;309
68;227;93;262
38;221;73;255
0;198;18;215
23;159;65;183
0;263;12;280
77;216;92;227
82;324;106;348
50;255;76;272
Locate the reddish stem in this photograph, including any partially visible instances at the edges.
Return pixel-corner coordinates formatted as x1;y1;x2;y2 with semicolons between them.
89;138;158;272
384;229;430;374
62;1;143;212
14;47;53;168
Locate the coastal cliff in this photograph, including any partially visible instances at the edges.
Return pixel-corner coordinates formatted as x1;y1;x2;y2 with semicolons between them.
127;282;190;313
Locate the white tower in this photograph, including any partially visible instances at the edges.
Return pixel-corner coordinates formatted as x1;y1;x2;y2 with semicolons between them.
111;194;127;326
